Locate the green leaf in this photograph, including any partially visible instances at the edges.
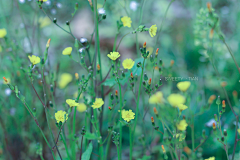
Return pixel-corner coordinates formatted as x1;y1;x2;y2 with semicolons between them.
81;142;93;160
101;78;116;86
84;132;97;140
137;155;151;160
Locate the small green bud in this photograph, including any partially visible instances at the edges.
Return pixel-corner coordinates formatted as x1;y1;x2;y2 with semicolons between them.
216;96;221;105
53;18;57;23
144;73;148;81
66;21;69;25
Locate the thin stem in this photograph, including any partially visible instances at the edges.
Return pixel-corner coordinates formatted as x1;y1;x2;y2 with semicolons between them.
116;145;121;160
191;115;195;151
72;107;77;160
129;126;133;160
117;80;123;160
79;135;84;160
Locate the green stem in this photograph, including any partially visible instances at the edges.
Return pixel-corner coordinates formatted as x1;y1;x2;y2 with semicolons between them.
72;107;77;159
116;145;121;160
129;126;133;160
113;32;119;52
191;115;195;151
117;80;123;160
133;59;146;137
61;133;71;159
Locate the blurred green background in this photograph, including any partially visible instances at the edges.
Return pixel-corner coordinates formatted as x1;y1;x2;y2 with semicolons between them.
1;0;240;159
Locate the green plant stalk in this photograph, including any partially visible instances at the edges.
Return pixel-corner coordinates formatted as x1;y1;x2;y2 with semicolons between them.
93;109;104;160
72;107;77;159
113;32;119;52
93;0;104;133
191;115;195;152
116;144;121;160
117;80;123;160
61;133;71;159
129;126;133;160
133;59;146;139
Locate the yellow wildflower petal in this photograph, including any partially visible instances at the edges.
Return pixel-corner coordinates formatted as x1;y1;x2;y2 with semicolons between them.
121;16;132;28
177;81;191;92
149;25;157;37
62;47;72;55
149;92;164;104
66;99;79;107
0;28;7;38
58;73;73;89
55;110;68;123
205;157;215;160
107;52;120;61
167;94;185;107
178;104;188;111
39;16;51;28
28;55;41;65
92;98;104;109
122;109;135;122
122;58;135;69
77;103;87;112
177;120;188;131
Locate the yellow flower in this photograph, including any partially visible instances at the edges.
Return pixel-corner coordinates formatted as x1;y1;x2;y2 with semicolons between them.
177;104;188;111
167;94;186;107
66;99;79;107
177;120;188;131
177;81;191;92
28;55;41;65
62;47;72;55
121;16;132;28
58;73;73;89
149;92;164;104
0;28;7;38
38;16;51;28
149;25;157;37
173;133;186;141
0;45;2;52
55;110;68;123
77;103;87;112
122;109;135;122
92;98;104;109
205;157;215;160
107;52;120;61
122;58;135;69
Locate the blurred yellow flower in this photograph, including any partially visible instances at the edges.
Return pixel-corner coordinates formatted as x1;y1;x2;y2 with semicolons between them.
62;47;72;55
122;109;135;122
149;25;157;37
205;157;215;160
149;92;164;104
66;99;78;107
77;103;87;112
107;52;120;61
122;58;135;69
92;98;104;109
167;94;185;107
173;133;186;141
237;129;240;135
0;45;2;52
177;81;191;92
38;16;51;28
121;16;132;28
28;55;41;65
55;110;68;123
177;120;188;131
0;28;7;38
58;73;73;89
177;104;188;111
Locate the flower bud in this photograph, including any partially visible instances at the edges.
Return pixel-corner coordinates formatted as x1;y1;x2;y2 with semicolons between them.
97;64;100;71
233;90;238;97
155;48;159;56
108;107;112;111
110;94;114;100
222;100;225;108
46;38;51;48
161;145;166;153
208;95;216;104
75;73;79;80
115;90;118;96
143;42;146;48
209;29;214;39
170;60;174;67
121;71;125;77
213;122;216;130
53;18;57;23
144;73;148;81
159;79;162;86
207;2;211;12
148;78;152;85
221;81;227;87
75;3;79;10
130;72;133;79
216;96;221;105
224;129;227;136
66;21;70;25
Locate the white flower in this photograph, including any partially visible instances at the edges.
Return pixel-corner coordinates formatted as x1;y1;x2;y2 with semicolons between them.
130;1;138;11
